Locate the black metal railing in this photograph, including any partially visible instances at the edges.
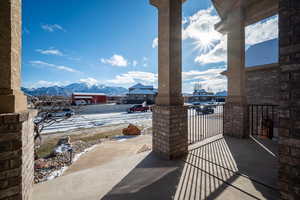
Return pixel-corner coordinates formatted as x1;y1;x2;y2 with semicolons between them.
188;104;224;145
249;104;279;139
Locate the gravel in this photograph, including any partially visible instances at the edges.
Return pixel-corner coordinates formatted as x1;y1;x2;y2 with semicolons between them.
34;140;102;184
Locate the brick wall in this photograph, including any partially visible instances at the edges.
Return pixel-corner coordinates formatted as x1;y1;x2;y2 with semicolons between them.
246;64;280;105
278;0;300;199
224;103;249;138
0;111;35;200
152;106;188;159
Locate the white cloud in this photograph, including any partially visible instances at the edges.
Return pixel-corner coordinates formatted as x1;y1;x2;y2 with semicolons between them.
101;54;128;67
182;17;188;25
132;60;138;67
182;68;227;92
41;24;65;32
245;15;278;47
30;60;79;73
36;48;64;56
152;38;158;48
107;71;157;85
195;38;227;64
183;7;278;65
79;78;101;87
183;7;225;64
29;80;69;88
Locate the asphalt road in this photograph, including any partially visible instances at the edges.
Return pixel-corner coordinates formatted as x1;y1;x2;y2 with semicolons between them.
77;104;135;115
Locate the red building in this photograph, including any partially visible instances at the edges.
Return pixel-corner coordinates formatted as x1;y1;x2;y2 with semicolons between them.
72;92;107;105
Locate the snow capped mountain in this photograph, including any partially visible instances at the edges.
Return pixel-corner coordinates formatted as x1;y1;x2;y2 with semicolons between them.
215;91;227;96
22;82;128;97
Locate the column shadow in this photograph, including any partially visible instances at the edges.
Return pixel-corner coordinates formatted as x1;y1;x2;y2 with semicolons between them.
100;136;279;200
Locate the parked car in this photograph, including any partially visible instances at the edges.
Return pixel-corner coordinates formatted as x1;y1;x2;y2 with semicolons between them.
74;100;87;106
47;108;75;118
195;105;214;115
127;104;149;113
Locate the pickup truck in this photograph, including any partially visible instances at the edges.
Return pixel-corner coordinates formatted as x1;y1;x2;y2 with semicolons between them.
127;105;150;113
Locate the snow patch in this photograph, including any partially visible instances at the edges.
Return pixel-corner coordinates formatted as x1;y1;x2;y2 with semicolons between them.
46;144;99;180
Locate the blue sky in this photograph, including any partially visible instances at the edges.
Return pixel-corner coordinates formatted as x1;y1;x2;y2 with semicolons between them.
22;0;278;92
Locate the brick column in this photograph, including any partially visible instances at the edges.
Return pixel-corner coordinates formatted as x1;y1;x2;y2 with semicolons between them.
0;111;35;200
150;0;188;159
0;1;35;200
224;7;249;138
278;0;300;199
0;0;27;113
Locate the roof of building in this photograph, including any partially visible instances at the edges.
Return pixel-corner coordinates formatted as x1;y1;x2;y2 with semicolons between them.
73;92;106;96
129;83;153;90
193;94;215;97
74;96;93;99
194;89;207;93
128;89;157;95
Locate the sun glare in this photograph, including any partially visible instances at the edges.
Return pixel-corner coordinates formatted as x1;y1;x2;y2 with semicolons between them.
193;34;216;53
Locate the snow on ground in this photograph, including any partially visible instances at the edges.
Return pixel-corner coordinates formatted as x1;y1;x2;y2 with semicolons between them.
42;112;152;134
46;144;100;180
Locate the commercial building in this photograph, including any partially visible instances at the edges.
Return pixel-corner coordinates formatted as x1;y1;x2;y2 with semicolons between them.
72;92;107;105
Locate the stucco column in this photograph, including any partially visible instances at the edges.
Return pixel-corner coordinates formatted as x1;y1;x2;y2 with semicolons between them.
0;0;27;113
224;7;249;138
150;0;188;159
151;0;185;106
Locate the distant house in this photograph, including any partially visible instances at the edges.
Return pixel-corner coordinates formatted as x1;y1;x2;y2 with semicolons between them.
185;89;227;103
72;92;107;105
192;89;214;102
126;83;157;104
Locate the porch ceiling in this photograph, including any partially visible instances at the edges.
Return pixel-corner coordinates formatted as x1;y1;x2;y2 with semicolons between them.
212;0;278;33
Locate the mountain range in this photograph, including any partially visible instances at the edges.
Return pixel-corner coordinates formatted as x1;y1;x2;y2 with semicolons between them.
22;83;128;97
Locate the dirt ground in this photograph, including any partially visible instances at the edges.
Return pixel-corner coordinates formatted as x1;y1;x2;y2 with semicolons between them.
37;124;151;158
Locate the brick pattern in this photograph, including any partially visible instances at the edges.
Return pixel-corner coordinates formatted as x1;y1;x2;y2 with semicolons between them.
278;0;300;199
224;103;249;138
0;111;35;200
246;66;280;105
152;106;188;160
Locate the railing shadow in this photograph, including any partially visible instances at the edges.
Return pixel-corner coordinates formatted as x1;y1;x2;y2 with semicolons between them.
100;136;279;200
100;152;185;200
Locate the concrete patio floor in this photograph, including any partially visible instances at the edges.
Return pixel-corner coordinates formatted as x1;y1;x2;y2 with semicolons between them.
33;135;279;200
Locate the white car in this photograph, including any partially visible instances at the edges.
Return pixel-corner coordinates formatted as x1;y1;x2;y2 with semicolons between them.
75;100;87;106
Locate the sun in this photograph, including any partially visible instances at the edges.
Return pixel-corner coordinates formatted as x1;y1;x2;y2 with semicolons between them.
193;33;216;53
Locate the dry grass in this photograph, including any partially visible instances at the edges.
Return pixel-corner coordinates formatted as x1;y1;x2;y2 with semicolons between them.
36;125;145;158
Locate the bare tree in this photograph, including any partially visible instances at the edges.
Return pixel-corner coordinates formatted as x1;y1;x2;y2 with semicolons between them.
32;96;81;159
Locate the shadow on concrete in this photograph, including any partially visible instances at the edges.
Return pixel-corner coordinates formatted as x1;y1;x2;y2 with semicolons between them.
100;136;279;200
101;152;184;200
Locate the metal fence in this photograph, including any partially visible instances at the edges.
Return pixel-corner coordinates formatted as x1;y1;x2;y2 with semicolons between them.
187;104;224;145
249;104;280;139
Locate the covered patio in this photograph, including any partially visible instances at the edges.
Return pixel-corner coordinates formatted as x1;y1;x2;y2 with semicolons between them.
33;135;279;200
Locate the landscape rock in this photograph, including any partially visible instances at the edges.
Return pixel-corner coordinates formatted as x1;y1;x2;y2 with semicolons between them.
122;124;141;136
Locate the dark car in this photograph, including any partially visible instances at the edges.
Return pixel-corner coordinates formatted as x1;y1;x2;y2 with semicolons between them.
127;105;149;113
195;105;214;115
